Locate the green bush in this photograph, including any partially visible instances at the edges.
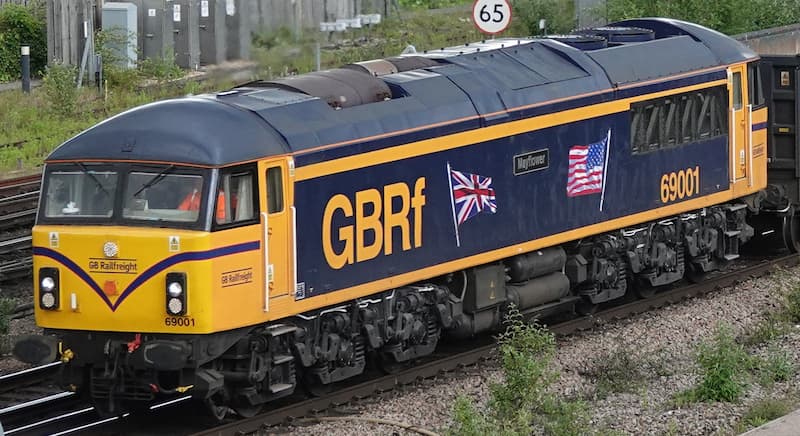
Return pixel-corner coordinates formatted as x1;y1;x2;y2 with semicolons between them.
42;63;78;117
449;307;590;436
682;324;751;403
0;4;47;82
139;54;183;83
96;28;142;89
512;0;576;35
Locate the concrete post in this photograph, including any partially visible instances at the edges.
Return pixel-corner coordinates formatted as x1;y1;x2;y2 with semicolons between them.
21;46;31;93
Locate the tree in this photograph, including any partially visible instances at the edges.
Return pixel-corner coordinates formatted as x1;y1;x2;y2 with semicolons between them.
0;3;47;81
512;0;576;35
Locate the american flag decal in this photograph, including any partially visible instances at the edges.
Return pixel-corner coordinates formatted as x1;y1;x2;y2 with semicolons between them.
447;163;497;246
566;130;612;210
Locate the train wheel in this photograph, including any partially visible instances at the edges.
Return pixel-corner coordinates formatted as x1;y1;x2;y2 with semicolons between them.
204;395;228;421
232;402;262;418
306;381;333;397
782;213;800;253
633;277;656;299
378;354;412;374
686;262;707;284
575;297;597;315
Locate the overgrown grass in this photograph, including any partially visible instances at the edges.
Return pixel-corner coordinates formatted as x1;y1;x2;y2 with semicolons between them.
0;71;223;172
675;321;796;407
586;341;671;398
736;398;794;431
252;11;485;77
754;348;794;387
448;307;591;436
675;324;751;404
741;313;789;346
0;298;15;335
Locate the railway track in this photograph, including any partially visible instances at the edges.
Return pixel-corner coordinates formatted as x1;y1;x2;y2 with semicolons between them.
0;174;41;283
191;253;798;436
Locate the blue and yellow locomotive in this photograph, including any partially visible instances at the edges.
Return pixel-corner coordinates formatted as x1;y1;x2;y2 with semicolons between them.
15;18;794;417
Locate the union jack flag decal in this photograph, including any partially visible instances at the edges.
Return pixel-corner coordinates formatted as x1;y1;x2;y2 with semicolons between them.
447;163;497;246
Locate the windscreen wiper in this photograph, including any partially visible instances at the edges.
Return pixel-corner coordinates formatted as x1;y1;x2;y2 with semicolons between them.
75;162;111;198
131;164;176;198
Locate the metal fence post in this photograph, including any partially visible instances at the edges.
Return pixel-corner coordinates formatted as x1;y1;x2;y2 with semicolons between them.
21;45;31;93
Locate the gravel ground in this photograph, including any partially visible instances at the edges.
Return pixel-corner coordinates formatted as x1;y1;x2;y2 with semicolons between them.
288;266;800;436
0;282;36;374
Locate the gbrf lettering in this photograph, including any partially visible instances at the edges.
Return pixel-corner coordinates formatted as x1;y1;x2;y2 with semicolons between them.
323;177;426;269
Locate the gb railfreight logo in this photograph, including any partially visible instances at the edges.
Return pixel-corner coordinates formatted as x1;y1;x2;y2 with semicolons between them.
322;177;426;269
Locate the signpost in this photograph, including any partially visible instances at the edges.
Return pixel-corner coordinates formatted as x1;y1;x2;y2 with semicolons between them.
472;0;512;35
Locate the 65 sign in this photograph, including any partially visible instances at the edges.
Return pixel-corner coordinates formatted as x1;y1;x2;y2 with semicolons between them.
472;0;512;35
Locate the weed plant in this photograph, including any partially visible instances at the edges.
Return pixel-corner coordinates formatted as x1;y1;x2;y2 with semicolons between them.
741;313;788;346
679;324;751;403
0;298;15;335
42;63;79;117
677;322;796;407
754;348;794;387
449;307;590;436
738;398;793;430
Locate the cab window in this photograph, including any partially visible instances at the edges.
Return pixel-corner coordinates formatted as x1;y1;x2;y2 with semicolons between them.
266;166;284;214
732;71;743;110
748;63;765;109
44;167;117;218
215;166;258;227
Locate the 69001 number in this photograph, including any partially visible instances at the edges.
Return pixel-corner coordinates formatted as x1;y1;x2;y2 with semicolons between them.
164;317;195;327
660;166;700;203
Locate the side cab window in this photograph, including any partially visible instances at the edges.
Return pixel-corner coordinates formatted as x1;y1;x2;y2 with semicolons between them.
214;165;259;228
266;166;284;214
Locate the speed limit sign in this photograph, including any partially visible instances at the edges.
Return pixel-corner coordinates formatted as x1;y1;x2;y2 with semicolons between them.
472;0;512;35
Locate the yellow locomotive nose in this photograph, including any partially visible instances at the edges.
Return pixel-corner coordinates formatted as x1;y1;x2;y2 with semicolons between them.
32;226;217;333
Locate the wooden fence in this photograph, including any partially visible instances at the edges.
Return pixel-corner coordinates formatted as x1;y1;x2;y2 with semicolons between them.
42;0;392;67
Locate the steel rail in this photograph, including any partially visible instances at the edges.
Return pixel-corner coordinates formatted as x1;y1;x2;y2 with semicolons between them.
0;362;63;395
191;254;799;436
0;174;41;191
0;235;32;251
0;191;39;206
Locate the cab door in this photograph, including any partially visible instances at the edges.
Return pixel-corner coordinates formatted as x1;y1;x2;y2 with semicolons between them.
729;65;750;183
258;158;294;309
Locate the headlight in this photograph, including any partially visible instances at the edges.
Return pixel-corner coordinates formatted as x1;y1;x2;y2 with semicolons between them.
39;267;60;310
41;277;55;292
167;282;183;298
41;293;56;309
165;272;186;316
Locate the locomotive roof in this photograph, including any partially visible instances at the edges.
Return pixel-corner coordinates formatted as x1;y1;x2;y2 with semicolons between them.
48;18;757;167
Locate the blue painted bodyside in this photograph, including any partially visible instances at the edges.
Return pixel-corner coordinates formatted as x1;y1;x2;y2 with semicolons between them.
294;113;729;297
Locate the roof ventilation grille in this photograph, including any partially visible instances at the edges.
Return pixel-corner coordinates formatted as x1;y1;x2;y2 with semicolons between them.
576;26;655;43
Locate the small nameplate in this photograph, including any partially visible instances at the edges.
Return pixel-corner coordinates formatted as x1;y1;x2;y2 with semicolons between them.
513;149;549;176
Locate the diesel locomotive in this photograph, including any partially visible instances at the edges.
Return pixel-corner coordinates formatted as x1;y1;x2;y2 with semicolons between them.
14;18;800;417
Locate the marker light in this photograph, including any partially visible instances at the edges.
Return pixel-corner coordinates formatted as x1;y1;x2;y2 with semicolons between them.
167;282;183;298
41;277;55;292
165;272;187;316
38;267;60;310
